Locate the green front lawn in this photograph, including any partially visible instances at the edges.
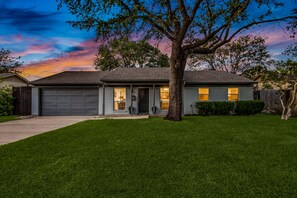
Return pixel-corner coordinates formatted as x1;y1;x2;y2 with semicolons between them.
1;115;297;197
0;116;19;123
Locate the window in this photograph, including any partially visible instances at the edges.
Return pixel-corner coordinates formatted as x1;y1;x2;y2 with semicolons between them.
160;87;169;110
114;88;126;110
198;88;209;101
228;88;239;101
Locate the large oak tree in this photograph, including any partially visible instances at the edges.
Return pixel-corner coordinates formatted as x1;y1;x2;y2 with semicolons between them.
58;0;297;121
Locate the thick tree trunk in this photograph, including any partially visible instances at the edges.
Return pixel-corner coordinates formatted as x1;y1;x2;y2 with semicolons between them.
279;91;286;120
165;44;187;121
285;83;297;120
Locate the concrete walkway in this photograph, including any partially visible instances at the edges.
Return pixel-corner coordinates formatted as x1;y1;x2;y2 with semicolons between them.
0;116;92;145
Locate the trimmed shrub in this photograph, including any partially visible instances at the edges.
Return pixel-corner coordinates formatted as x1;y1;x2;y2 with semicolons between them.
195;101;234;116
235;100;265;115
195;100;264;116
195;102;214;116
213;101;234;115
0;86;14;116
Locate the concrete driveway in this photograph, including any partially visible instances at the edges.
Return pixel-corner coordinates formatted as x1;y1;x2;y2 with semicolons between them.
0;116;92;145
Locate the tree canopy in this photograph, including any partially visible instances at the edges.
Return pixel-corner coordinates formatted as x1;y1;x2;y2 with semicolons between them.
58;0;297;121
58;0;296;54
94;39;169;71
0;49;22;73
189;35;271;78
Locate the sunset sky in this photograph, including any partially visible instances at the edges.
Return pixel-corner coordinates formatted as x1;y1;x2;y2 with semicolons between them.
0;0;296;80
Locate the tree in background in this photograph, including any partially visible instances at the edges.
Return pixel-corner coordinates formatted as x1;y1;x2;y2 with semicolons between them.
283;43;297;60
94;39;169;71
0;49;22;73
189;35;271;79
0;87;14;116
58;0;297;121
264;60;297;120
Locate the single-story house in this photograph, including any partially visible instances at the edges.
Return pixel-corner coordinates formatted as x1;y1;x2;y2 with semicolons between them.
0;73;29;88
30;68;254;116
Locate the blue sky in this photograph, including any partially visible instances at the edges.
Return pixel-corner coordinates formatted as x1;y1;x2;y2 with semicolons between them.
0;0;296;79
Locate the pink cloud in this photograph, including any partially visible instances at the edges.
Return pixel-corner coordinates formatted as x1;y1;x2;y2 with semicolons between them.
14;44;54;57
21;39;99;79
244;26;293;46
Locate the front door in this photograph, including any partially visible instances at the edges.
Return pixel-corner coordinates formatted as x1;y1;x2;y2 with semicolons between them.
138;88;149;114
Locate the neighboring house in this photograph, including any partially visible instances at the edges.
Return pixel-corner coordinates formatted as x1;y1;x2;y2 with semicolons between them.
0;73;29;88
30;68;254;116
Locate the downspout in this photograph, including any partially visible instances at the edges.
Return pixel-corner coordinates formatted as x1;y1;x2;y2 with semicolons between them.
153;84;156;114
97;85;100;116
102;82;105;115
130;84;133;115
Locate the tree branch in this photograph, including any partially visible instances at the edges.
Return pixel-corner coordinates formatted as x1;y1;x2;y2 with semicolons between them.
133;0;175;40
190;0;203;20
177;0;189;21
189;15;297;54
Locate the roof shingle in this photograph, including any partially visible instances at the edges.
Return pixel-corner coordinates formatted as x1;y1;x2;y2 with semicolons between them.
184;70;254;84
101;68;170;82
31;68;254;85
31;71;109;85
0;73;29;83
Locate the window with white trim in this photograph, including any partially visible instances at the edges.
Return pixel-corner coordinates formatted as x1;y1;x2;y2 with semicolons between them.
160;87;169;110
114;88;126;110
228;88;239;101
198;88;209;101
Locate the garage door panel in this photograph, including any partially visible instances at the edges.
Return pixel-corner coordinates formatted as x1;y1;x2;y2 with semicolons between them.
56;89;70;94
70;95;84;100
43;95;56;101
43;89;56;95
43;101;57;107
85;95;98;101
70;89;84;95
71;103;85;108
71;108;85;114
85;89;98;95
86;102;97;107
56;95;70;100
57;102;70;108
57;107;70;112
42;108;56;114
42;88;98;116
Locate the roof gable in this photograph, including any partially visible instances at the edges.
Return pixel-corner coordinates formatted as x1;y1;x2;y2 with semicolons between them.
0;73;29;83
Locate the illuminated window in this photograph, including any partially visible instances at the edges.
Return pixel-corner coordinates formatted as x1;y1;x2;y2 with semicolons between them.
198;88;209;101
160;87;169;110
114;88;126;110
228;88;239;101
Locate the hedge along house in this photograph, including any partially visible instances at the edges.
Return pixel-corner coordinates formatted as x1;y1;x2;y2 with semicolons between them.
30;68;254;116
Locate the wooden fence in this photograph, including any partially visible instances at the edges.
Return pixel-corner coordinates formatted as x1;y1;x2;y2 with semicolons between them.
254;89;297;114
13;87;32;116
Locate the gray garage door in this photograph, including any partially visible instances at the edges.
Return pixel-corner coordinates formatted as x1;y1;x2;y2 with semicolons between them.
42;88;98;116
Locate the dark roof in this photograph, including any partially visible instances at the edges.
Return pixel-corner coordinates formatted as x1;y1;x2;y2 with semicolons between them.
102;68;253;84
31;71;109;85
184;70;254;84
0;73;29;83
101;68;170;82
0;73;15;78
31;68;254;85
